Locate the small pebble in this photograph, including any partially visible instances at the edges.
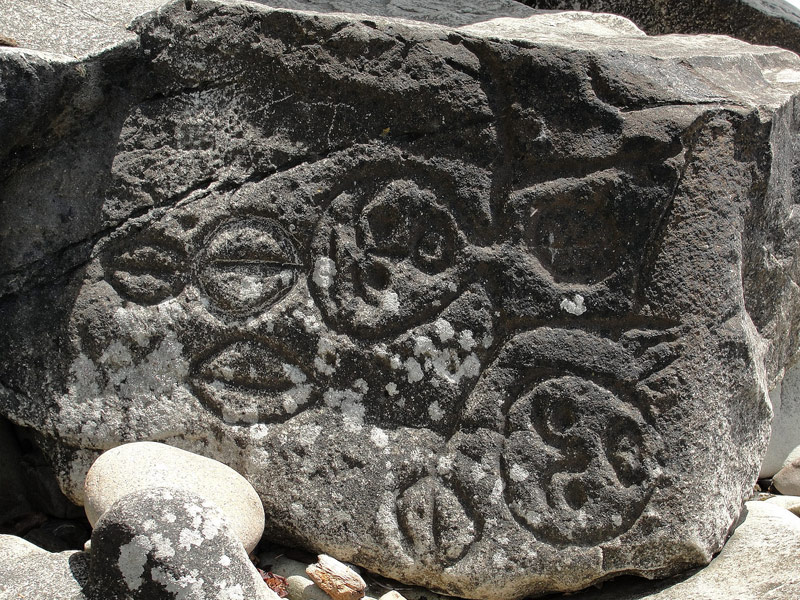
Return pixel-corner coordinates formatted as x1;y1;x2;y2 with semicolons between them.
306;554;366;600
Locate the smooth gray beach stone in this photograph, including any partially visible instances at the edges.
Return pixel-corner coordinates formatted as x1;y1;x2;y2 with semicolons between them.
3;1;800;598
88;488;278;600
84;441;265;553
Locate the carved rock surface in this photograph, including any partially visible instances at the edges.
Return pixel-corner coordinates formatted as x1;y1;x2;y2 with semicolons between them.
2;1;800;598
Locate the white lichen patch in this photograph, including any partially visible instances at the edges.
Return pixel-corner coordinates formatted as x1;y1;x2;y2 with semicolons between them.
216;582;245;600
434;318;455;342
323;388;365;431
381;290;400;313
237;275;264;302
428;401;444;422
509;463;530;482
314;337;338;375
370;427;389;448
118;535;149;590
151;566;205;600
390;354;403;370
490;478;505;504
385;382;398;396
458;330;476;351
179;527;204;550
560;294;587;316
403;328;482;386
313;257;336;289
405;357;424;383
219;555;231;567
281;382;312;415
292;308;321;333
282;363;307;385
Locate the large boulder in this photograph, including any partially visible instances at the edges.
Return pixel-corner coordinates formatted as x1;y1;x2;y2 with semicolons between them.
2;1;800;598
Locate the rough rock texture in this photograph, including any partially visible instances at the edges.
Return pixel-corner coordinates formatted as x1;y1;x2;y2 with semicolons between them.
0;534;89;600
516;0;800;55
0;0;537;57
564;501;800;599
761;360;800;477
88;487;277;600
3;1;800;598
84;441;265;552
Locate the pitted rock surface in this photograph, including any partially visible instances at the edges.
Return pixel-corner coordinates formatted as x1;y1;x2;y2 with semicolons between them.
2;1;800;598
88;488;277;600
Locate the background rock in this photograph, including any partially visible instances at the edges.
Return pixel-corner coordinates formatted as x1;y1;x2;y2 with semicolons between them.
0;534;89;600
515;0;800;55
2;1;800;598
84;441;265;553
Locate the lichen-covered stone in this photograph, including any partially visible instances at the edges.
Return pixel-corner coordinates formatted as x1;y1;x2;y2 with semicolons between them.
2;1;800;598
84;441;265;553
88;488;277;600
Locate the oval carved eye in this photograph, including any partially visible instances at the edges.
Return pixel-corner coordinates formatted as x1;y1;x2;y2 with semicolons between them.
104;235;188;305
195;217;302;316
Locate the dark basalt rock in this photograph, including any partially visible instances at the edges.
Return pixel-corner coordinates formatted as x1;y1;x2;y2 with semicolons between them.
2;1;800;598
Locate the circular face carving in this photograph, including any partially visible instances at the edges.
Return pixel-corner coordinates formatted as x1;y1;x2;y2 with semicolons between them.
310;179;466;337
502;376;658;545
195;217;301;316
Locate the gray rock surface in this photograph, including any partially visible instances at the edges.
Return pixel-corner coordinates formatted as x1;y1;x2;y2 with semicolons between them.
563;501;800;599
0;0;537;57
0;534;89;600
88;487;278;600
517;0;800;56
2;1;800;598
84;441;265;553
